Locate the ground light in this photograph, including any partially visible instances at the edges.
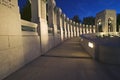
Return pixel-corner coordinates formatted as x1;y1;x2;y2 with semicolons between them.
88;42;94;48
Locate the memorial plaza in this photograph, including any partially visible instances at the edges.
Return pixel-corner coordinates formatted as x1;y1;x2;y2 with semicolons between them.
0;0;120;80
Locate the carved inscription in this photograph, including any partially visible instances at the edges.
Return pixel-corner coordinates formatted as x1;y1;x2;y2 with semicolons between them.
0;0;15;9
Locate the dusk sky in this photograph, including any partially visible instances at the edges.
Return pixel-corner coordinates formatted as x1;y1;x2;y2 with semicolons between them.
55;0;120;20
18;0;120;20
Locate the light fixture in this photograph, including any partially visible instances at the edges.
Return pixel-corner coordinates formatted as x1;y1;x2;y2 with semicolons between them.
81;39;83;41
98;22;101;25
88;42;94;48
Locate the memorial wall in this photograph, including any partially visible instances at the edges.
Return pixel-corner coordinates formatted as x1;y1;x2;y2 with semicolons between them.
0;0;98;80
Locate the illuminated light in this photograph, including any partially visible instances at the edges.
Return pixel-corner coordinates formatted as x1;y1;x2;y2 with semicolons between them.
98;21;101;26
81;39;83;41
88;42;94;48
110;35;114;37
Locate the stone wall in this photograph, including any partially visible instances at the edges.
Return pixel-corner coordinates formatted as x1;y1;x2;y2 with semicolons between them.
21;20;41;63
0;0;109;80
0;1;23;79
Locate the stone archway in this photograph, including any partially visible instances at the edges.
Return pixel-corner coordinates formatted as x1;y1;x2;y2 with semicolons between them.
97;19;103;32
108;18;113;32
96;10;116;32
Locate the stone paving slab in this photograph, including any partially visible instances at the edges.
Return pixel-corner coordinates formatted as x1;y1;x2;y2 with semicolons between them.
3;38;120;80
44;38;91;58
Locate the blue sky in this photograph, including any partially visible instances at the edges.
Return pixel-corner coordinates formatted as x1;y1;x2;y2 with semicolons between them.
55;0;120;20
18;0;27;9
18;0;120;20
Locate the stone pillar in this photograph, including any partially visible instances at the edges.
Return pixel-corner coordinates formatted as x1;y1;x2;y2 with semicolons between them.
31;0;49;54
71;21;73;37
75;23;77;36
47;0;55;28
82;24;85;34
57;8;61;31
53;6;59;46
68;20;71;38
93;25;96;33
80;24;82;35
78;23;80;36
31;0;41;22
66;18;70;38
64;16;67;39
86;25;89;34
31;0;47;21
70;20;73;37
53;6;57;33
73;22;76;37
61;14;64;40
84;25;87;34
58;8;63;42
76;23;79;37
0;1;24;79
89;25;92;33
53;6;57;30
61;14;66;40
41;0;46;19
75;23;77;37
71;21;74;37
65;18;68;38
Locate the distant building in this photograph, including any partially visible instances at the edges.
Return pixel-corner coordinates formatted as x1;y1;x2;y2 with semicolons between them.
95;10;116;32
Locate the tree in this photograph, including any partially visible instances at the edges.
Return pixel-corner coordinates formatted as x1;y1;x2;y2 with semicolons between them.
72;15;81;23
20;0;31;21
82;16;95;25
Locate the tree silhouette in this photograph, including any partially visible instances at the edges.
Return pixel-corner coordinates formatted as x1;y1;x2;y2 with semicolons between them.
72;15;81;23
82;16;95;25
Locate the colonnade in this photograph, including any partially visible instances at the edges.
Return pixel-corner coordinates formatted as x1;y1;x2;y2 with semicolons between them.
0;0;97;79
31;0;96;40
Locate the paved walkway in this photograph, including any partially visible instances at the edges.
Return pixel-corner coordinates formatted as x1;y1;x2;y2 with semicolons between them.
3;38;120;80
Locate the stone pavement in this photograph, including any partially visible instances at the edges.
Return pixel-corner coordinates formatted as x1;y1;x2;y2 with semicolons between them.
3;38;120;80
